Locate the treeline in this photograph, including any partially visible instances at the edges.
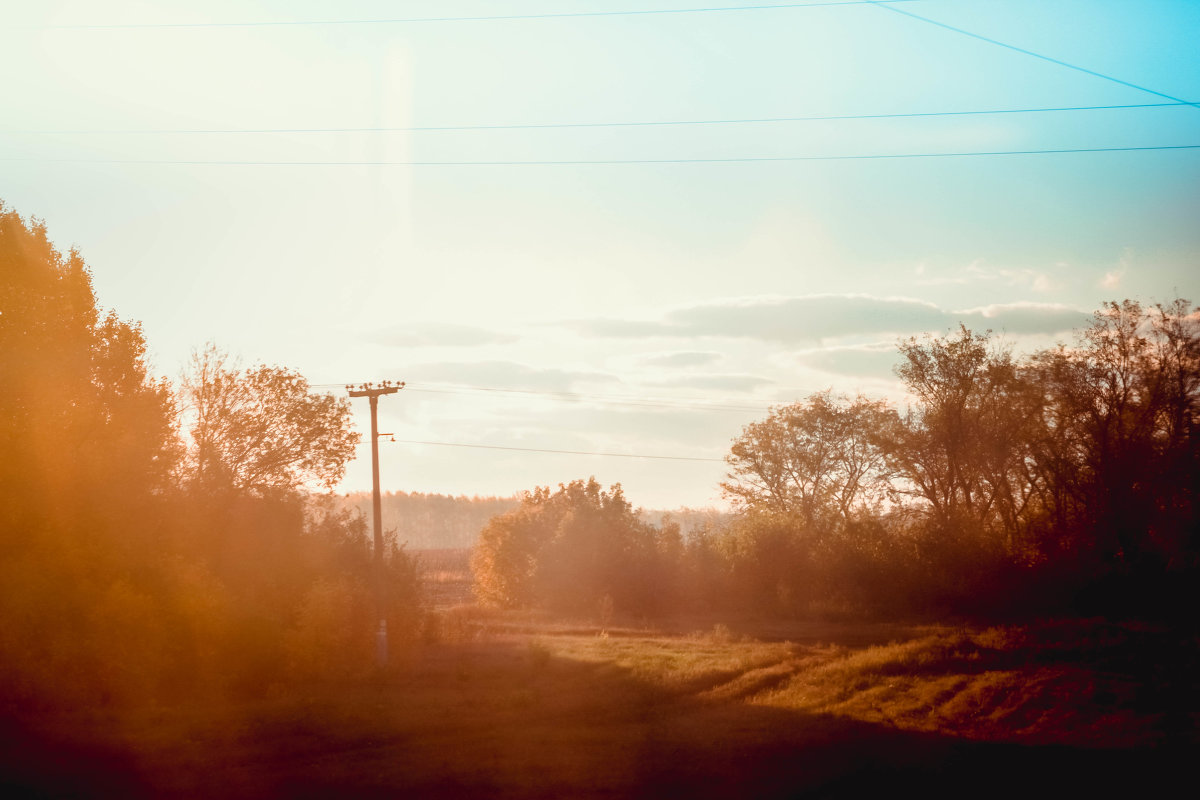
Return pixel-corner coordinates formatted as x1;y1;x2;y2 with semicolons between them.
336;490;727;551
338;491;519;550
473;300;1199;620
0;204;418;711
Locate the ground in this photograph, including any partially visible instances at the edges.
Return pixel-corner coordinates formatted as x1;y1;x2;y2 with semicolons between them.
3;609;1196;799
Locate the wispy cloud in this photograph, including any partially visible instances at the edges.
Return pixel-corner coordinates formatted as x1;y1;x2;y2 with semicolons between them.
955;302;1090;334
915;261;1056;291
1101;248;1135;290
405;360;618;392
647;374;775;393
638;351;723;369
568;294;1088;344
793;342;902;379
368;322;518;348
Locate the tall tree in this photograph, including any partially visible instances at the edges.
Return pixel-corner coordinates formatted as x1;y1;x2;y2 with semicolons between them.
0;203;177;548
1033;300;1200;567
722;391;898;528
181;344;359;496
891;326;1041;552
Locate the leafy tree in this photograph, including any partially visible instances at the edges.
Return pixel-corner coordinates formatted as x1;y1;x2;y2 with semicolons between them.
1;202;181;707
1031;299;1200;568
472;478;669;615
891;325;1043;553
0;203;424;709
722;391;898;528
0;202;177;548
181;344;359;496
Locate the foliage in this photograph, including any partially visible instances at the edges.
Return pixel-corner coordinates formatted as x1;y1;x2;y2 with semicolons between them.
0;203;419;711
710;302;1200;617
472;478;678;615
1030;299;1200;572
891;325;1041;550
722;391;898;528
182;343;359;495
0;203;178;553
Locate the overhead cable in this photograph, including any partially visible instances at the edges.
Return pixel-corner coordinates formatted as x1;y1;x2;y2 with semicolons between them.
8;143;1199;166
310;381;772;413
864;1;1199;110
7;101;1192;136
385;439;726;462
30;1;922;30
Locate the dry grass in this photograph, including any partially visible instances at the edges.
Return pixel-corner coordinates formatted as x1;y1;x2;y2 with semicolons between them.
6;615;1194;798
748;621;1190;747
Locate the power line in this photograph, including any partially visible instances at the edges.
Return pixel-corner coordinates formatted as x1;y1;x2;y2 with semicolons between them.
386;439;726;463
864;1;1200;110
405;383;771;412
27;1;921;30
312;381;772;412
7;101;1192;136
8;143;1199;166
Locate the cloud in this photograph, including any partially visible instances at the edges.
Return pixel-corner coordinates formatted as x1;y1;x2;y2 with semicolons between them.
638;351;723;369
1102;248;1134;290
648;374;775;393
666;296;946;341
794;343;902;379
914;262;1056;291
568;295;1089;344
369;322;518;347
570;319;673;338
957;302;1090;335
569;295;944;342
405;360;619;393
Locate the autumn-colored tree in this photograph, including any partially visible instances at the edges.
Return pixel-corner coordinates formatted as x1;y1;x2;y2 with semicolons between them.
722;391;898;529
472;478;670;615
1030;299;1200;569
181;343;359;496
890;326;1045;555
1;203;182;707
1;204;416;707
0;202;177;552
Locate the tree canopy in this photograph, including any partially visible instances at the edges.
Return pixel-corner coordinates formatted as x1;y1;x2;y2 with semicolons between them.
1;202;417;709
182;344;359;495
722;391;898;527
0;203;177;547
471;478;677;615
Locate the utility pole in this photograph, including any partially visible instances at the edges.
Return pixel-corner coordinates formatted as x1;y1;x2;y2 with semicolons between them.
348;380;404;667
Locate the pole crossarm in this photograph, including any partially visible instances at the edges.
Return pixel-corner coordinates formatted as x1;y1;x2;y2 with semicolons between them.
348;380;404;399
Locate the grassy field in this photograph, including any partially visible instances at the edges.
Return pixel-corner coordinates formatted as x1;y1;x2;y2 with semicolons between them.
4;611;1195;798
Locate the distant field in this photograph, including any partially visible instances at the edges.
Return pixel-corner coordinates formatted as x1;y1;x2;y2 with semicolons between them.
4;615;1195;798
414;548;475;609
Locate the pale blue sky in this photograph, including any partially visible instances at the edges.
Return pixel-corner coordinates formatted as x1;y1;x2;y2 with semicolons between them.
3;1;1198;508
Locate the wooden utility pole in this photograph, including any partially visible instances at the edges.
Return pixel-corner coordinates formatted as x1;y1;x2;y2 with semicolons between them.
348;380;404;666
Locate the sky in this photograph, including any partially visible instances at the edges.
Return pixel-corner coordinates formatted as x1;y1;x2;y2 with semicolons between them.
2;0;1198;510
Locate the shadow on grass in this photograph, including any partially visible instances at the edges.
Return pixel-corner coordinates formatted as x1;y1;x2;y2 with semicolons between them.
2;635;1193;799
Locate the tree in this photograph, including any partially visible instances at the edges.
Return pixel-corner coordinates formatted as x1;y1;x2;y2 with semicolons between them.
181;344;359;496
1;202;183;708
471;478;668;614
891;325;1043;554
0;202;177;547
1030;299;1200;568
722;391;898;528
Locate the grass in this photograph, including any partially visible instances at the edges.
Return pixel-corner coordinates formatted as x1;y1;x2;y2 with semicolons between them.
748;621;1189;747
5;615;1195;798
